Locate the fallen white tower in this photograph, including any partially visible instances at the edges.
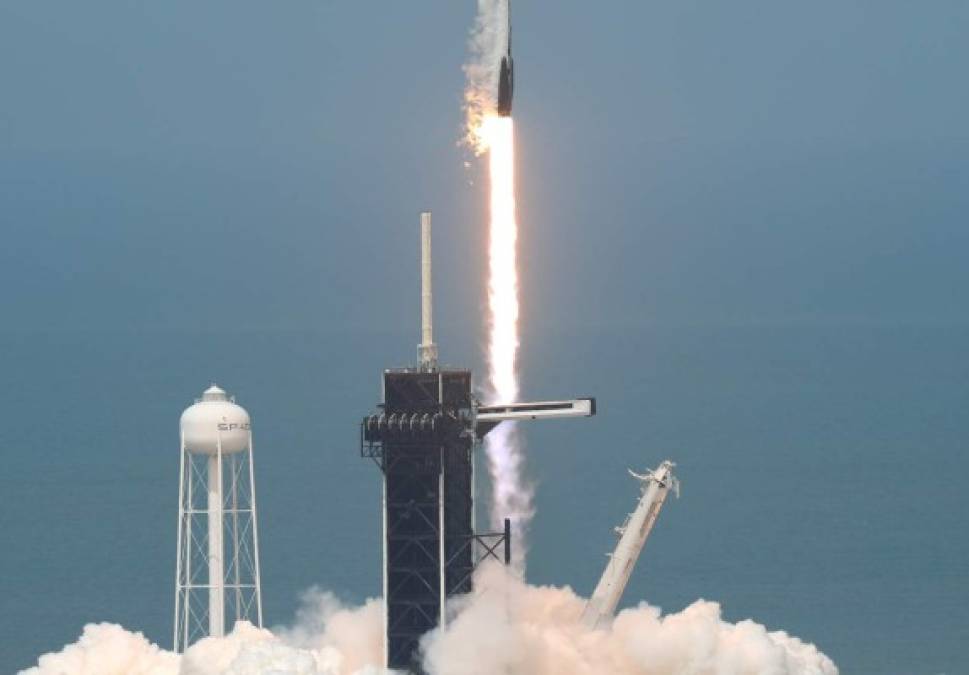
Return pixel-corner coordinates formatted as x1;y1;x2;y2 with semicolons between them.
581;460;679;629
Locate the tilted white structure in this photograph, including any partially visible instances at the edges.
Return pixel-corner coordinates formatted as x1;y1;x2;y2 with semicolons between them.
174;384;263;652
581;460;679;629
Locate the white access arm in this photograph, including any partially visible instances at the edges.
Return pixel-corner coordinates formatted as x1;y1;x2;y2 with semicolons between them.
581;460;679;629
476;398;596;422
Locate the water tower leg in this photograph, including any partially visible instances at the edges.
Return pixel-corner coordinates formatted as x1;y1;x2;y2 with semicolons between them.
208;449;225;637
247;433;264;627
182;453;193;649
174;439;186;652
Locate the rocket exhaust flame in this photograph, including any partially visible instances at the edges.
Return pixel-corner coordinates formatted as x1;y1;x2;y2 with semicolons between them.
482;116;519;407
479;114;531;569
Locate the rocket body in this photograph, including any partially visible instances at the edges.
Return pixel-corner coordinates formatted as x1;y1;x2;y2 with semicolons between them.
497;54;513;116
496;0;514;116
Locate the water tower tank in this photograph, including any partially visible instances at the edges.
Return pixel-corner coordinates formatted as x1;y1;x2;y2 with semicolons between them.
180;384;251;454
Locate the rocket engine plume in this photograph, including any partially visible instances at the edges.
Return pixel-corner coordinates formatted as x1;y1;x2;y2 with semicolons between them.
466;0;530;569
482;116;519;408
480;116;530;568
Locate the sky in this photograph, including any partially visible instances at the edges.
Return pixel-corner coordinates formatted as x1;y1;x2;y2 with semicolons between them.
1;1;967;674
2;1;966;334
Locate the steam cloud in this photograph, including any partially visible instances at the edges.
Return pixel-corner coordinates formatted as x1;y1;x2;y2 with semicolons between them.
20;590;384;675
20;566;837;675
423;565;838;675
481;421;533;568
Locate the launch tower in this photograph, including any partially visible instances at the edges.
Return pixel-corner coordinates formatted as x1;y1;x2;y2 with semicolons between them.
361;213;595;670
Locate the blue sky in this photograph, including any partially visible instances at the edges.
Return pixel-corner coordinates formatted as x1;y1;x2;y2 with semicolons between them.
2;1;966;336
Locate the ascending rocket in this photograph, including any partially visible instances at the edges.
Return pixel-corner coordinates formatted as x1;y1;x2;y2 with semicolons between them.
496;0;514;116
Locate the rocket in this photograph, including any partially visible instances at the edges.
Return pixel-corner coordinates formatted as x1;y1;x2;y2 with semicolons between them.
496;0;514;116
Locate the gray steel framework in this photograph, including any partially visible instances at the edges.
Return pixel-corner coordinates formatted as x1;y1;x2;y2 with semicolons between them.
174;437;263;652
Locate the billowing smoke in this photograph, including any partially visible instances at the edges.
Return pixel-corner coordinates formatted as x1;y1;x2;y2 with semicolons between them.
19;623;180;675
271;588;383;673
481;420;533;568
463;0;510;150
20;590;386;675
422;564;838;675
20;568;837;675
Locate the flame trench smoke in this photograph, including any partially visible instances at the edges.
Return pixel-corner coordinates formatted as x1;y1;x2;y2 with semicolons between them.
22;570;838;675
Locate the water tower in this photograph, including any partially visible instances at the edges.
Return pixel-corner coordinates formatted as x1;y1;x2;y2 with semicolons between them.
173;384;263;652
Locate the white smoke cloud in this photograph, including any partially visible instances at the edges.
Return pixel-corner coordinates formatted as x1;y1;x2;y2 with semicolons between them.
19;590;388;675
21;569;836;675
482;422;533;569
271;588;385;675
19;623;180;675
421;564;839;675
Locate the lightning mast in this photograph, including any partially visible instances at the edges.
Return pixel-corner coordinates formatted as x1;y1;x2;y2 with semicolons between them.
581;460;679;629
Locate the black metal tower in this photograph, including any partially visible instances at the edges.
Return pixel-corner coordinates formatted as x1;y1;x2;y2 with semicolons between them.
361;369;478;669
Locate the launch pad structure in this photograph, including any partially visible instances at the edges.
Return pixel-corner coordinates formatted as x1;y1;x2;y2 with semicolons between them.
362;367;484;667
360;212;595;671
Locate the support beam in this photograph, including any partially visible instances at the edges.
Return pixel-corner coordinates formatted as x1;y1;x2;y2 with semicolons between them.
476;398;595;436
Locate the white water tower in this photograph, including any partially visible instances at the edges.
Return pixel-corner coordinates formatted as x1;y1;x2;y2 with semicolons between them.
174;384;263;652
